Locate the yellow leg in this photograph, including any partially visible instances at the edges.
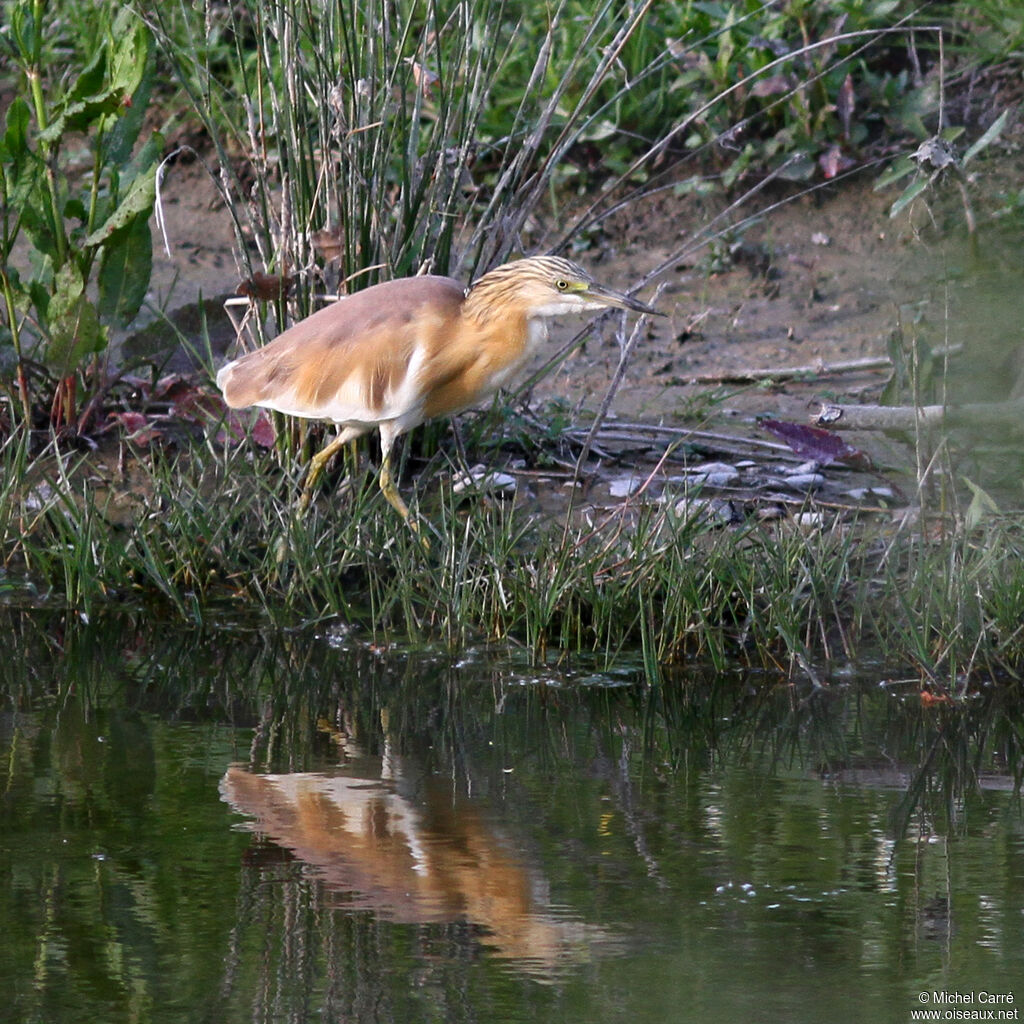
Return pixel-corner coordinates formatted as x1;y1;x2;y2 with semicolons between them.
379;446;429;551
297;432;351;512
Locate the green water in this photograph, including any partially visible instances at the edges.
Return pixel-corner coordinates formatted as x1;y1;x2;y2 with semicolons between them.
1;610;1022;1023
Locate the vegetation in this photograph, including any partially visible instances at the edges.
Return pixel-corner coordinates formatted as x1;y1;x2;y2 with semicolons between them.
1;1;161;429
2;426;1024;689
2;0;1024;688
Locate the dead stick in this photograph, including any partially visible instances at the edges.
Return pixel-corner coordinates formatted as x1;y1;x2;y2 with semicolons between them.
688;344;963;386
813;397;1024;431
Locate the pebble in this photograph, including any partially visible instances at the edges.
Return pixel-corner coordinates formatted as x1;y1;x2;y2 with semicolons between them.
609;476;644;498
673;496;741;526
844;486;895;501
452;466;517;495
794;512;825;531
782;472;826;491
671;462;741;487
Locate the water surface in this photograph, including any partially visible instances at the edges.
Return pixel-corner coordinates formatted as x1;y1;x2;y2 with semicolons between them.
1;610;1022;1023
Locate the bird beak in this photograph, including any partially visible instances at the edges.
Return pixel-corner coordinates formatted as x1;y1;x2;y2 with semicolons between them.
584;281;664;316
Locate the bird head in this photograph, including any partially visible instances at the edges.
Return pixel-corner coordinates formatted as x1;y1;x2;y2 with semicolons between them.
468;256;662;319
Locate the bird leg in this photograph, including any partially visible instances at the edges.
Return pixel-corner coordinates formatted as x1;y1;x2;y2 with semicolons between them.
297;431;352;512
377;452;411;522
377;427;429;550
378;451;429;550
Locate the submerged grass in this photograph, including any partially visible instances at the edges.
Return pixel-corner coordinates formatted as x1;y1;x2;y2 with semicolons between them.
3;430;1024;689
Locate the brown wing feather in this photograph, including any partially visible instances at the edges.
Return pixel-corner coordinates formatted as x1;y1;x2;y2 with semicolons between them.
218;276;466;420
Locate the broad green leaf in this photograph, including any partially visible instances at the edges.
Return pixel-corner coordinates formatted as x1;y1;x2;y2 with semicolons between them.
121;132;162;183
6;138;44;210
104;15;155;166
98;214;152;327
8;1;40;62
84;161;157;247
64;197;88;224
46;262;84;319
38;93;126;145
1;97;31;166
109;11;151;96
45;264;107;373
0;342;19;378
65;42;109;104
105;71;153;168
19;194;60;261
963;109;1008;166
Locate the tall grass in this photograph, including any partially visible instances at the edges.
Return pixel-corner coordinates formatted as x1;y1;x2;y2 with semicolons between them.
143;0;667;301
3;433;1024;688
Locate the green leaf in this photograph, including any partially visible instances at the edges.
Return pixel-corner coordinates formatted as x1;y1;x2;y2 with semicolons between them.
83;160;157;247
105;16;155;166
98;214;152;327
45;264;107;373
962;109;1008;166
65;41;109;104
888;177;929;218
39;93;126;145
45;262;84;320
8;1;40;63
64;197;88;223
963;477;1000;531
874;155;915;191
1;96;31;166
109;10;151;96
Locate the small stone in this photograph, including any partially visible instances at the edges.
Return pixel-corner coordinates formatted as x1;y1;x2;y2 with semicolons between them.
452;465;517;495
24;483;56;513
782;473;826;491
609;476;643;498
844;486;895;501
673;496;740;525
795;512;825;531
679;462;740;487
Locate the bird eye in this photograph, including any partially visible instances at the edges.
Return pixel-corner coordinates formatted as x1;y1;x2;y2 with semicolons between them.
555;279;569;291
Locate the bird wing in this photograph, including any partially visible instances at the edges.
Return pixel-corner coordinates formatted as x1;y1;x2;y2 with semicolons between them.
217;276;466;428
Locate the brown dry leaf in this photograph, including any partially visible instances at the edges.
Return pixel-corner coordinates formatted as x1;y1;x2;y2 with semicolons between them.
237;271;297;301
760;418;866;466
405;58;440;98
250;411;276;448
818;143;855;179
217;408;276;449
108;411;162;447
750;74;792;98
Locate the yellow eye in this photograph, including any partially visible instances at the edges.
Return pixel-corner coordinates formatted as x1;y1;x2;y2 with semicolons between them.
555;279;569;291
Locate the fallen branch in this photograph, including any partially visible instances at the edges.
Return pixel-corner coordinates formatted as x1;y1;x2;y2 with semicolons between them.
562;423;809;464
687;344;963;386
812;397;1024;431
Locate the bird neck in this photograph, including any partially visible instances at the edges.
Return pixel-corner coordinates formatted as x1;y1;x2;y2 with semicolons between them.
462;286;511;324
459;280;543;365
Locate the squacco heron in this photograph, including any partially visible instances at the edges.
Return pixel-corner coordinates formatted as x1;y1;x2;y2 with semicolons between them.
217;255;659;530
